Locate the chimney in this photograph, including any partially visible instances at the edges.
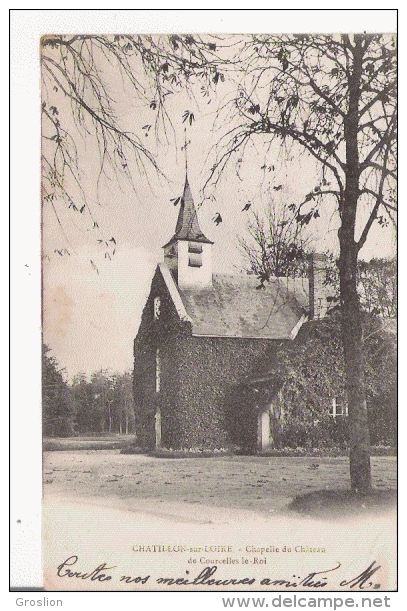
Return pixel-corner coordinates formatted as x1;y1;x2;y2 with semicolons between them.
308;253;328;319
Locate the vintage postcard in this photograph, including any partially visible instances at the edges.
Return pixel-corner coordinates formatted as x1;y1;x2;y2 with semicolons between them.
38;25;397;593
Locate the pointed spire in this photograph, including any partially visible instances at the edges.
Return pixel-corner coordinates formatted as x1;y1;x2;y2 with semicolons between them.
163;175;213;248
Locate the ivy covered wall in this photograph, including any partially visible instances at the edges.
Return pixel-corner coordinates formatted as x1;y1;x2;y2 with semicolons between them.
133;267;280;450
168;335;277;450
133;268;187;448
134;270;396;452
271;314;396;448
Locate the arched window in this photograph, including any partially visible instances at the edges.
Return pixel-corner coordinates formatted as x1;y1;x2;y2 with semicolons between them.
154;296;161;319
155;348;161;393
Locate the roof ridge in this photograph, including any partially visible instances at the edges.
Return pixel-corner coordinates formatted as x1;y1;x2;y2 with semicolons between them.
157;263;192;323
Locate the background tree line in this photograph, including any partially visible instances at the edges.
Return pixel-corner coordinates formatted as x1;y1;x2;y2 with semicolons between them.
42;346;135;437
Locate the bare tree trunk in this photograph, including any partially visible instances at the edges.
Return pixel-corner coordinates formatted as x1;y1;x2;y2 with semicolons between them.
339;239;372;493
339;38;372;493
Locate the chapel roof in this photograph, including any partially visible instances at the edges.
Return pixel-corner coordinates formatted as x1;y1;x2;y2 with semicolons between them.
158;263;309;340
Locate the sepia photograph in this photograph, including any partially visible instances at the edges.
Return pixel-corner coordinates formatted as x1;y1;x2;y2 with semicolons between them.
13;10;398;595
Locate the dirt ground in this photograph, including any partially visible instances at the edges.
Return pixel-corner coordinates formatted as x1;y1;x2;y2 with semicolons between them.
43;450;397;520
42;450;397;591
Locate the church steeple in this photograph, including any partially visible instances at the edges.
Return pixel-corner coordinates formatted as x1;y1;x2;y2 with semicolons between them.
163;174;213;288
163;175;213;248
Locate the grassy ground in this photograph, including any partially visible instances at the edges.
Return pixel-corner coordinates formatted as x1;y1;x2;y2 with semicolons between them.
43;449;396;520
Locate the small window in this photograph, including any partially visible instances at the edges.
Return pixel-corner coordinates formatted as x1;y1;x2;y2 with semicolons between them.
188;254;202;268
154;297;161;319
188;242;203;267
188;242;203;254
335;398;344;416
155;348;161;393
329;397;348;417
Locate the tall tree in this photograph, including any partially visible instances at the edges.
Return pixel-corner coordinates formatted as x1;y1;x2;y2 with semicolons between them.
358;257;397;318
42;344;74;437
111;372;135;434
239;196;312;280
207;34;396;492
70;370;136;434
90;370;116;433
71;373;96;433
